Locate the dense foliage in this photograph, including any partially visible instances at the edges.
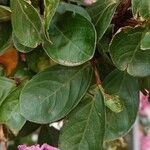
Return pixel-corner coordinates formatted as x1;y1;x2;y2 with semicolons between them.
0;0;150;149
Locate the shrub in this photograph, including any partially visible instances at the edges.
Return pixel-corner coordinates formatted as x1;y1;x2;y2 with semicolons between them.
0;0;150;149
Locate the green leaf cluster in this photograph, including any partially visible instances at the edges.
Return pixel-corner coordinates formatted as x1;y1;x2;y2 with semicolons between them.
0;0;149;149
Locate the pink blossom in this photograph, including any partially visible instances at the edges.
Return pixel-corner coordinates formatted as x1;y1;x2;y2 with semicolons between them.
83;0;97;6
18;145;41;150
18;144;59;150
41;144;59;150
141;136;150;150
140;91;150;116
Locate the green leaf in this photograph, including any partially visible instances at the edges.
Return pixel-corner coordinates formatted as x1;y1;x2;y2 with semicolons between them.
44;0;59;32
38;126;60;147
87;0;119;40
43;12;96;66
0;21;12;53
58;2;91;21
141;31;150;50
0;77;15;105
132;0;150;20
103;70;139;140
0;5;11;22
59;87;105;150
20;63;93;123
0;84;26;135
12;33;33;53
10;0;42;48
98;84;123;113
110;26;150;77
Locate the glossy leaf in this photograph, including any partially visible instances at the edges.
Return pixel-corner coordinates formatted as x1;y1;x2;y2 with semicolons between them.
141;31;150;50
0;77;15;105
0;21;12;53
132;0;150;20
0;84;26;135
20;63;93;123
58;2;91;21
0;5;11;22
59;87;105;150
12;33;33;53
110;27;150;77
10;0;42;48
87;0;119;40
44;0;59;32
103;70;139;140
43;12;96;66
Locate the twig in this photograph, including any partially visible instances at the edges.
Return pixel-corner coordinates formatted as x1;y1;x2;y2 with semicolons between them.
90;59;101;85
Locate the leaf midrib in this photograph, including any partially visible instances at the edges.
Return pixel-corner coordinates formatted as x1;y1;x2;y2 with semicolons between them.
15;0;41;44
77;101;94;150
94;2;116;26
24;65;90;105
54;25;91;58
127;31;146;68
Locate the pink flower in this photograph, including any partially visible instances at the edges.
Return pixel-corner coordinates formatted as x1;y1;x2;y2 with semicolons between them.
41;144;59;150
18;145;41;150
140;91;150;116
83;0;97;6
141;136;150;150
18;144;59;150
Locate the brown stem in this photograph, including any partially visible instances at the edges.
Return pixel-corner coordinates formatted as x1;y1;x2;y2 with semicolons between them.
90;59;101;85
